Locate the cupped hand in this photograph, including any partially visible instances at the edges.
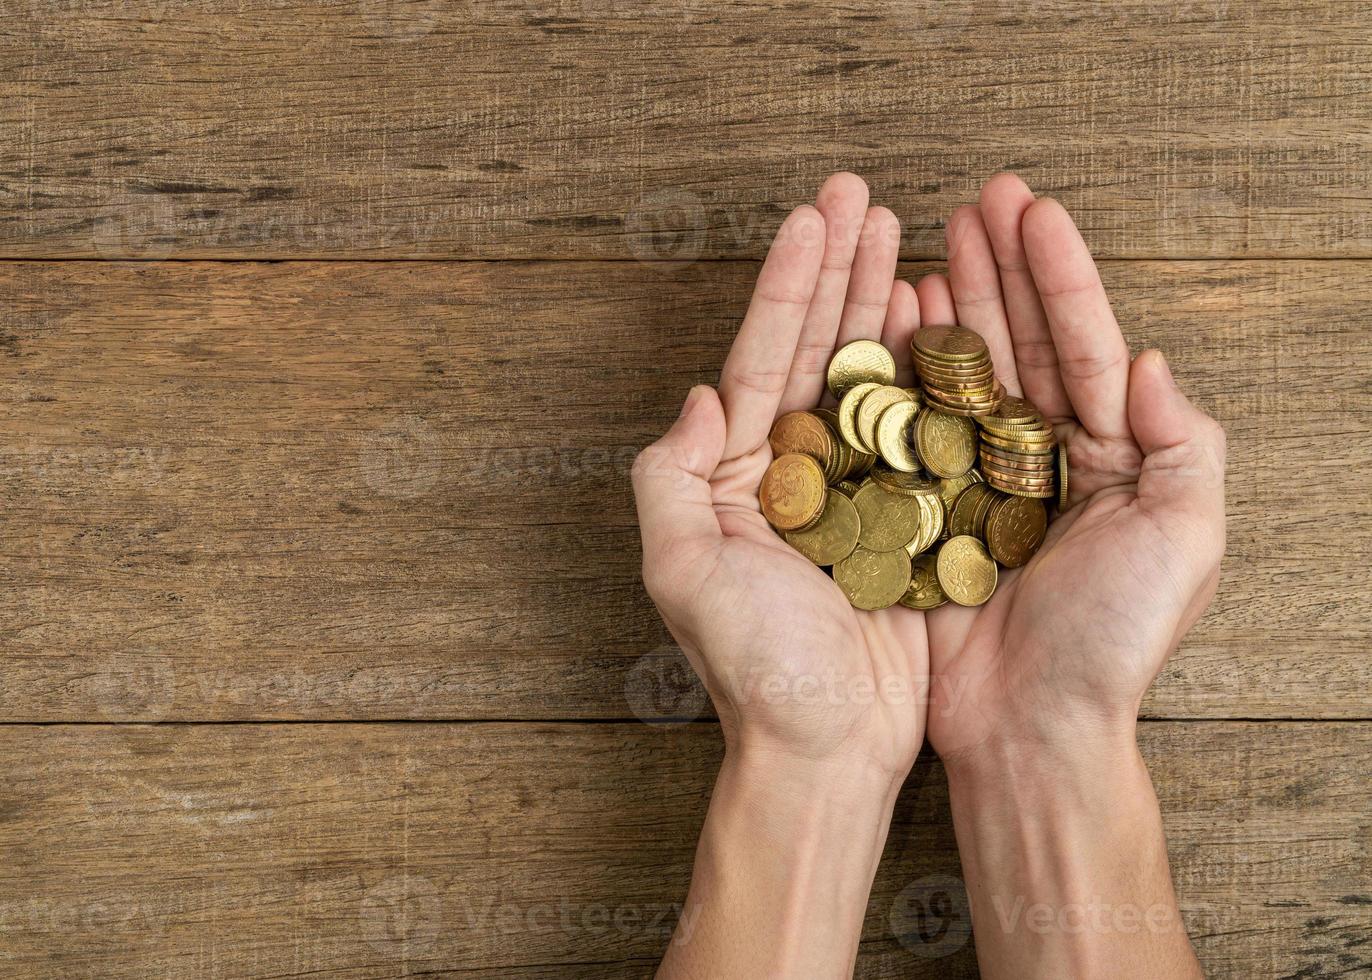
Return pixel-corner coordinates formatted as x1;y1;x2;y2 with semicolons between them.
631;173;929;781
922;174;1227;764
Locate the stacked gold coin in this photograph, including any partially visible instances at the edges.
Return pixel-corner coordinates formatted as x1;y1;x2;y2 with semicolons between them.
757;330;1068;610
911;324;1005;416
975;396;1056;499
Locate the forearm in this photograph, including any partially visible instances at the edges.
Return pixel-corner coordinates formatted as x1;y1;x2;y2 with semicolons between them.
658;744;902;980
945;729;1202;979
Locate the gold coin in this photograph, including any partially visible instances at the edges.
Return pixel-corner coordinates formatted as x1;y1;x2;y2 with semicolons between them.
981;395;1040;425
905;493;945;556
769;411;835;470
785;489;861;565
828;340;896;398
834;546;913;610
978;427;1056;452
874;400;920;473
853;480;925;552
949;483;993;538
759;452;826;530
856;386;913;457
915;409;977;478
871;465;939;497
936;535;998;606
1057;442;1070;511
937;471;983;523
985;476;1055;499
912;324;989;363
834;479;862;498
899;553;948;609
838;382;882;452
984;495;1047;568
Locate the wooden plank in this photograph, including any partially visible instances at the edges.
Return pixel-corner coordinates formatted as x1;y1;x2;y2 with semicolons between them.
2;0;1371;259
0;721;1367;978
1;259;1369;721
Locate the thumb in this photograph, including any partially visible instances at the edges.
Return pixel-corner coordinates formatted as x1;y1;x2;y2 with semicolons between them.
1127;349;1226;532
631;386;727;588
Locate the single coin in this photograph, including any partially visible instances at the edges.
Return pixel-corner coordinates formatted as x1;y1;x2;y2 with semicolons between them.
937;471;983;523
982;395;1041;425
759;452;827;530
785;489;862;565
834;546;913;610
984;495;1048;568
1057;442;1070;511
856;386;913;457
915;409;978;478
828;340;896;398
834;479;863;498
874;400;921;473
853;480;925;552
949;483;992;538
912;324;989;362
838;382;882;452
768;411;835;469
899;553;949;610
936;535;998;606
871;465;939;497
905;493;945;556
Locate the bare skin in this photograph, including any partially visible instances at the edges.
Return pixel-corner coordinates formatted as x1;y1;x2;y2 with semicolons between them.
632;171;1220;979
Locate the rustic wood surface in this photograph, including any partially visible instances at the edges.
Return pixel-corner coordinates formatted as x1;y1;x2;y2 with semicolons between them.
2;0;1371;260
1;259;1368;722
1;722;1367;979
4;1;1371;976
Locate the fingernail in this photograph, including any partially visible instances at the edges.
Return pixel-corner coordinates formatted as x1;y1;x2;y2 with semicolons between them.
1152;350;1177;388
678;385;704;419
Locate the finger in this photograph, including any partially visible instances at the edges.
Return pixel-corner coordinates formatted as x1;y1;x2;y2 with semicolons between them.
879;279;921;386
719;205;826;460
779;173;869;413
1128;350;1226;538
1022;198;1132;440
978;174;1073;418
914;272;955;324
946;204;1022;396
834;206;901;347
632;385;727;584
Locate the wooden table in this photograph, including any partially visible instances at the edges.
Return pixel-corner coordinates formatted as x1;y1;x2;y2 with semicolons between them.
2;2;1368;976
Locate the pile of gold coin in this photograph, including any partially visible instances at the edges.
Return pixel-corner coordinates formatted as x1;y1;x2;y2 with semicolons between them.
758;328;1068;611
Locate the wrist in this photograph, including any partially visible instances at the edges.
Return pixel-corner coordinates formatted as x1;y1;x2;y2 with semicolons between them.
725;738;907;818
939;707;1140;788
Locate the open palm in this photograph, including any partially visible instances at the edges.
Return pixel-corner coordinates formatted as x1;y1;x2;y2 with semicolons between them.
921;175;1226;761
632;173;931;778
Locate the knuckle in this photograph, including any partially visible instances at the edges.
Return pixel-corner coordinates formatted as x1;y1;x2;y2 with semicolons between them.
728;365;789;397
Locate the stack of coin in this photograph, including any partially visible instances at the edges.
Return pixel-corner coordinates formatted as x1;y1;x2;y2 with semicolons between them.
975;396;1056;499
911;324;1004;416
758;331;1068;611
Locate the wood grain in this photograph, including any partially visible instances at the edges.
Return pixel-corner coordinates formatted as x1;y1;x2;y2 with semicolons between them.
2;0;1371;259
2;259;1369;722
1;721;1367;978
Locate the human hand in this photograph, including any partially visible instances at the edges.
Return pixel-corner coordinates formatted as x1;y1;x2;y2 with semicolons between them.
919;173;1227;767
631;173;929;784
